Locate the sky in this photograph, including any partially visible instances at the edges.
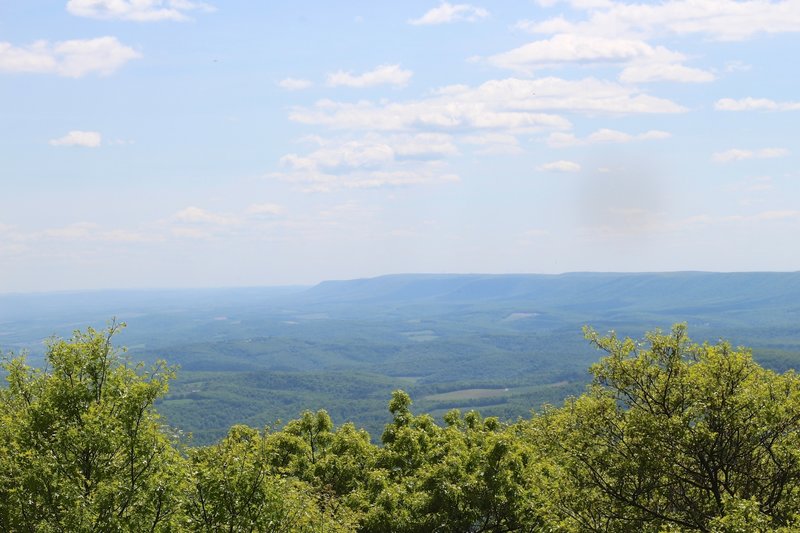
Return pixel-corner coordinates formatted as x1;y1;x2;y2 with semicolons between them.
1;0;799;292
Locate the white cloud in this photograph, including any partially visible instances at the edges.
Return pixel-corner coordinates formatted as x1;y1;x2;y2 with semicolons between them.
272;164;460;193
660;209;800;232
327;64;412;88
537;160;581;172
547;128;670;147
409;2;489;25
462;133;523;155
0;37;140;77
96;229;157;242
49;130;102;147
619;62;714;83
67;0;214;22
37;222;156;242
282;139;395;170
173;206;239;225
489;34;668;71
639;130;672;140
723;60;751;72
712;147;789;163
272;134;460;191
715;97;800;111
487;33;713;83
723;210;800;222
0;41;56;73
41;222;98;239
389;133;459;158
291;77;683;135
278;77;312;91
516;0;800;41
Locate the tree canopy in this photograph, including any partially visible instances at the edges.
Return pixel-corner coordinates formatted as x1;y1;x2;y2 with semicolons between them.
3;322;800;531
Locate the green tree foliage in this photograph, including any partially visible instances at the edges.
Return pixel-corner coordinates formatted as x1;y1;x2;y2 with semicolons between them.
0;322;183;531
360;391;546;532
531;324;800;532
4;322;800;532
183;424;356;531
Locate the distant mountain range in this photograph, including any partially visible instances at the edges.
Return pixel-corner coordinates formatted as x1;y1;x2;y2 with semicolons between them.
4;272;800;444
307;271;800;305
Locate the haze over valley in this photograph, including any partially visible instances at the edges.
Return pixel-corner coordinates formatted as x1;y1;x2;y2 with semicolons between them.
5;271;800;443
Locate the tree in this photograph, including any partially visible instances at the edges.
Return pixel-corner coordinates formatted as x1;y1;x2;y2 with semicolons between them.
0;322;184;532
534;324;800;532
362;391;547;532
183;424;357;532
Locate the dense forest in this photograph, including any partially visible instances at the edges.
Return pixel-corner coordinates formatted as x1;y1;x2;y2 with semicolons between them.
3;322;800;531
5;273;800;445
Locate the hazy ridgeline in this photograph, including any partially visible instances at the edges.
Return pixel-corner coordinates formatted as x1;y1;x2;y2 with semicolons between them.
3;272;800;443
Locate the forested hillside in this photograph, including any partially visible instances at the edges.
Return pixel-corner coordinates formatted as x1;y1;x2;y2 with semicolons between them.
3;273;800;444
3;323;800;531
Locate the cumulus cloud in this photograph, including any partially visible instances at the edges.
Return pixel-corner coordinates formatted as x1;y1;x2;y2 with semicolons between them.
409;2;489;25
271;134;460;191
67;0;214;22
291;77;683;135
537;160;581;172
173;206;239;225
487;33;713;83
712;147;789;163
489;34;668;70
516;0;800;41
547;128;670;147
278;77;312;91
715;97;800;111
327;64;412;88
0;37;140;77
49;130;102;147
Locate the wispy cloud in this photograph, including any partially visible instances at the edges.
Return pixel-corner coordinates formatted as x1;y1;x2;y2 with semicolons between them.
487;33;713;83
712;147;789;163
516;0;800;41
292;77;683;136
409;2;489;25
537;160;581;172
271;134;460;192
26;222;159;243
278;77;312;91
326;64;412;88
0;37;140;77
173;206;240;226
547;128;670;147
715;97;800;111
461;133;523;155
49;130;102;147
67;0;215;22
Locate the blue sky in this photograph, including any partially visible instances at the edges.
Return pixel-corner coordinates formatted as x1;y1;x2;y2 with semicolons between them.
1;0;799;292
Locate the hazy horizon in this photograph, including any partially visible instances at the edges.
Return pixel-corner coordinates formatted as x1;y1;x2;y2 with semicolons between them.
3;1;799;292
3;269;800;296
